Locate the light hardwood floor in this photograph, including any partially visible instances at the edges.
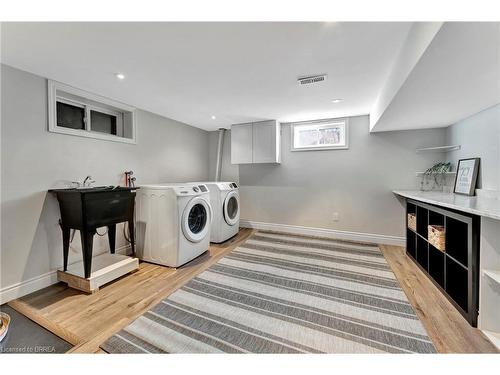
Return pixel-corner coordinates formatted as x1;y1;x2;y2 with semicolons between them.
8;230;498;353
380;244;497;353
8;228;254;353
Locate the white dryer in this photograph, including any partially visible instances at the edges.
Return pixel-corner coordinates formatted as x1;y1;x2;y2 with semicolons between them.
191;182;240;243
136;184;212;267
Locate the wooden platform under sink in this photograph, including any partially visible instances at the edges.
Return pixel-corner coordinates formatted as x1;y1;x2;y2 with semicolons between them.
57;253;139;293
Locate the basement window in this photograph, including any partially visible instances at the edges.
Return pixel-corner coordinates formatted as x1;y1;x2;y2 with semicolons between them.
48;80;136;144
291;119;348;151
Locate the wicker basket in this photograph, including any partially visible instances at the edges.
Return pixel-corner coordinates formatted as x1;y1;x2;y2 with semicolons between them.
0;312;10;342
428;225;445;252
407;213;417;231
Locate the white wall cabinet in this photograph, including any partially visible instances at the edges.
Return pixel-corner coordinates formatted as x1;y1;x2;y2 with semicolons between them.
230;123;253;164
231;120;280;164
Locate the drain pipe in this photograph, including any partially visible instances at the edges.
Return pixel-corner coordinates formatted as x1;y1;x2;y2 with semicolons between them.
215;128;226;182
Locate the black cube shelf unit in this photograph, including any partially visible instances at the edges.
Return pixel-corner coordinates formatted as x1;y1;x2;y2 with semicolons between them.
406;199;480;326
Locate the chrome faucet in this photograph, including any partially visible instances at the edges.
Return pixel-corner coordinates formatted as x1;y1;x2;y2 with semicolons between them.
83;175;95;187
69;175;96;188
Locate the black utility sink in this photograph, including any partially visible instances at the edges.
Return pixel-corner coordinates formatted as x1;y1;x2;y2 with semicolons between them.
68;186;116;192
49;186;139;278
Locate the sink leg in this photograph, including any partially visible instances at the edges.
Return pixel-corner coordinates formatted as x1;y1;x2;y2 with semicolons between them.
128;220;135;256
80;230;95;279
61;225;70;272
108;224;116;254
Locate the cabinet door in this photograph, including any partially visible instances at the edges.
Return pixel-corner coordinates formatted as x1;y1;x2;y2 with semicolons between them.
252;120;280;163
231;123;253;164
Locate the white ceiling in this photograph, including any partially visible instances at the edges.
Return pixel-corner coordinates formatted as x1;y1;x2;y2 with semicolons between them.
1;22;412;131
371;22;500;132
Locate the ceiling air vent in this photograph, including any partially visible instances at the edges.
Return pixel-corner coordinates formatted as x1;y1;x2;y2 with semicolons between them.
297;74;327;86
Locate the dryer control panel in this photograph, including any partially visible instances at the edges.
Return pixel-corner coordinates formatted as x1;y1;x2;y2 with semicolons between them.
172;184;209;196
214;182;239;191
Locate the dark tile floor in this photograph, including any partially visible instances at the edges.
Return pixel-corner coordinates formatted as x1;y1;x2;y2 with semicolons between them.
0;304;72;354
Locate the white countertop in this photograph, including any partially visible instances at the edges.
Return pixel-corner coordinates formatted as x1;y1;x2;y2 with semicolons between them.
393;190;500;221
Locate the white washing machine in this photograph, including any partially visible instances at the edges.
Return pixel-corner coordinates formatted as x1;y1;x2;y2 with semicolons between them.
136;184;212;267
191;182;240;243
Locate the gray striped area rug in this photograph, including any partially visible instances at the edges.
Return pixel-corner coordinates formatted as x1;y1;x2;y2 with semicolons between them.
101;231;436;353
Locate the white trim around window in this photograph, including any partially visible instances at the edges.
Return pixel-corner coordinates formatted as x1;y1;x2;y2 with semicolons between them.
47;80;137;144
290;118;349;151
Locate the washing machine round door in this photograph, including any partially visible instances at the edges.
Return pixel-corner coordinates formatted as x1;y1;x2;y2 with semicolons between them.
182;197;211;243
223;191;240;226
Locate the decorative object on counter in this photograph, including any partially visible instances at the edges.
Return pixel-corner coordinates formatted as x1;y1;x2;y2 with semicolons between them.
454;158;480;196
0;312;11;342
424;162;452;175
408;213;417;231
428;225;446;252
418;162;454;191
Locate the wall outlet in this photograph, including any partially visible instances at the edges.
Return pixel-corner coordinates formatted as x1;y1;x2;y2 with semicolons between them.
332;212;340;222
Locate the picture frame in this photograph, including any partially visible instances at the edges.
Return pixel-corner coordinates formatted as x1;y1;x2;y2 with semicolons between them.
453;158;480;196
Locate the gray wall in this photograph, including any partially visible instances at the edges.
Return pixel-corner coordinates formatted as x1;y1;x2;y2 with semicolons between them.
4;62;496;298
1;64;210;290
213;116;447;237
445;104;500;191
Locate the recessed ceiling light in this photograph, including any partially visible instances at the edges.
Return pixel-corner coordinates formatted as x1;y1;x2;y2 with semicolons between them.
331;99;344;103
115;73;125;80
211;115;216;120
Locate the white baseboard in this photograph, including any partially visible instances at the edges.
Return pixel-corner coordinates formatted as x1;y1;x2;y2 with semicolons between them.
0;222;404;304
0;245;132;304
482;330;500;351
240;220;405;247
0;270;59;305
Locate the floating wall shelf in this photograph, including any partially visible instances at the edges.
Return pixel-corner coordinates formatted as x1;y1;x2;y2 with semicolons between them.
416;145;461;153
483;269;500;286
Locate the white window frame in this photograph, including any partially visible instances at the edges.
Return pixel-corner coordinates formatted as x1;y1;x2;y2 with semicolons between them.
48;80;136;144
290;118;349;151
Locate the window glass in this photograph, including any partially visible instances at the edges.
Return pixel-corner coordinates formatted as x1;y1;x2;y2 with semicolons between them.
49;80;136;144
188;204;207;234
319;126;344;145
56;101;85;130
90;110;117;135
295;128;318;148
292;121;347;151
227;196;239;219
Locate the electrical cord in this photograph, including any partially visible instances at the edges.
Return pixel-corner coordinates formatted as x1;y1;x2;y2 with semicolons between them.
123;208;137;243
123;225;130;243
68;229;79;252
124;174;137;243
